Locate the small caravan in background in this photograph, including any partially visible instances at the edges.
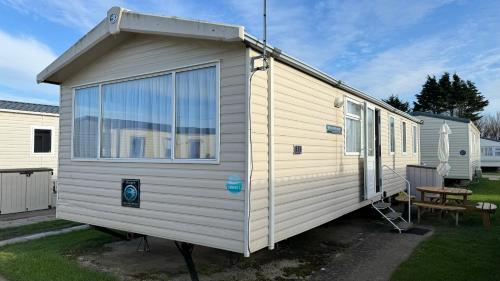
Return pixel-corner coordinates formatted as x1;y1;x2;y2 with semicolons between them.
0;100;59;214
481;138;500;169
412;112;481;181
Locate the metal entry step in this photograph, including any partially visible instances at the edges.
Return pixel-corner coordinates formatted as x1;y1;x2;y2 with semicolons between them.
371;200;412;233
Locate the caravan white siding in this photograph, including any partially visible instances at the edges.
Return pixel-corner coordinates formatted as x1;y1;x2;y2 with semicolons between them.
0;111;59;176
248;49;420;252
418;115;479;180
57;34;247;253
481;138;500;168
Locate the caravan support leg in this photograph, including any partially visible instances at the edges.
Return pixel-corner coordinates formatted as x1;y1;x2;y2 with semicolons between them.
174;241;199;281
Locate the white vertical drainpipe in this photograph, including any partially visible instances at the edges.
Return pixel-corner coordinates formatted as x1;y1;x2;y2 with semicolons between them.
267;57;275;250
243;48;251;258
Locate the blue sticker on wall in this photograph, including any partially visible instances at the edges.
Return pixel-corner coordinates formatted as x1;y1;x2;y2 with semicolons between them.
226;175;243;194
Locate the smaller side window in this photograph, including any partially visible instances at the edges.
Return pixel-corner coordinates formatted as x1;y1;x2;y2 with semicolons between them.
401;121;407;154
412;125;417;154
344;99;363;155
388;116;395;154
33;128;52;153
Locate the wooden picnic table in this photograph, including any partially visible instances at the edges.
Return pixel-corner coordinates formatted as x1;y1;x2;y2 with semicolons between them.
416;186;472;206
415;186;473;225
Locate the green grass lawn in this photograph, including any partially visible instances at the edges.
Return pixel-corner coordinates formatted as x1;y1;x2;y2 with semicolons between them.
392;177;500;281
0;229;118;281
0;219;81;241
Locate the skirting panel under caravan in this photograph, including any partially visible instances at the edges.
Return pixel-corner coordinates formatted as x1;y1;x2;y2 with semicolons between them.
0;168;53;214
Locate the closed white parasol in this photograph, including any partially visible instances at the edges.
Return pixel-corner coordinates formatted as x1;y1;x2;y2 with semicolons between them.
436;122;452;183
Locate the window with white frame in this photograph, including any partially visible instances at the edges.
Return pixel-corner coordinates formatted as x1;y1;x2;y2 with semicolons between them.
72;64;219;162
412;125;417;154
401;121;407;154
389;116;395;154
345;99;362;154
33;128;52;154
482;147;493;156
73;86;99;158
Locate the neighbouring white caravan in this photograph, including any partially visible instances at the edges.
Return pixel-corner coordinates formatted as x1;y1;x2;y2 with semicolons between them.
481;138;500;168
0;100;59;213
412;112;481;181
0;100;59;174
38;7;421;256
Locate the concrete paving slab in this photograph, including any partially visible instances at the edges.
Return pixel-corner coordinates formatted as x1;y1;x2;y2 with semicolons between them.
0;209;56;229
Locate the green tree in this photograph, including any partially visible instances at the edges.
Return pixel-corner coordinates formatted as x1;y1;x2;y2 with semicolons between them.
413;75;447;114
414;72;489;121
383;94;411;113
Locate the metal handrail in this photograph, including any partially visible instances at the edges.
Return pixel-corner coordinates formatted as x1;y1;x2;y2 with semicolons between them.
382;165;411;223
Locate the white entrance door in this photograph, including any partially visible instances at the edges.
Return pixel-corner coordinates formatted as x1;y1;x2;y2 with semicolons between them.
364;103;377;199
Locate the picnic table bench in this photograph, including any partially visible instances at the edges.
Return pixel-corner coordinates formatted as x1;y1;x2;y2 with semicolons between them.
414;202;466;226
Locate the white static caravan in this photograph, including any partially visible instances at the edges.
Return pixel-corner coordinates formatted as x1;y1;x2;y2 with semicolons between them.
37;7;421;256
0;100;59;213
412;112;481;181
481;138;500;168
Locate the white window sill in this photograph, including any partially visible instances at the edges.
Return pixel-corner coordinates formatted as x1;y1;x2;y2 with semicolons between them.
71;158;220;165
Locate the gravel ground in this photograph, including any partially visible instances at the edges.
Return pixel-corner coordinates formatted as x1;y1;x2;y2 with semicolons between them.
79;207;432;281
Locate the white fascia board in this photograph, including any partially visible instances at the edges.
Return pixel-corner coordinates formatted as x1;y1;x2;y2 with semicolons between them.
243;33;423;124
120;11;244;42
37;19;109;84
37;7;244;85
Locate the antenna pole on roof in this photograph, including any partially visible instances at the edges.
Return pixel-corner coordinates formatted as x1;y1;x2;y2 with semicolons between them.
250;0;269;72
263;0;268;68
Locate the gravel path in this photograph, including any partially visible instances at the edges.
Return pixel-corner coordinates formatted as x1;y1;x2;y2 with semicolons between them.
311;220;432;281
78;207;433;281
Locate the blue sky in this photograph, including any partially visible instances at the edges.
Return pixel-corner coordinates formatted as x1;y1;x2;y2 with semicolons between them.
0;0;498;114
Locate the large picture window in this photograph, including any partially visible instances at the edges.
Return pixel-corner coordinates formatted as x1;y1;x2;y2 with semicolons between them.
345;99;362;154
175;67;217;159
101;74;172;159
72;64;219;162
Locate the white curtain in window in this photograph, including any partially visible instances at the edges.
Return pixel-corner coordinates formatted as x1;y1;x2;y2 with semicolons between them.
346;118;361;153
101;74;172;159
175;66;217;159
74;86;99;158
